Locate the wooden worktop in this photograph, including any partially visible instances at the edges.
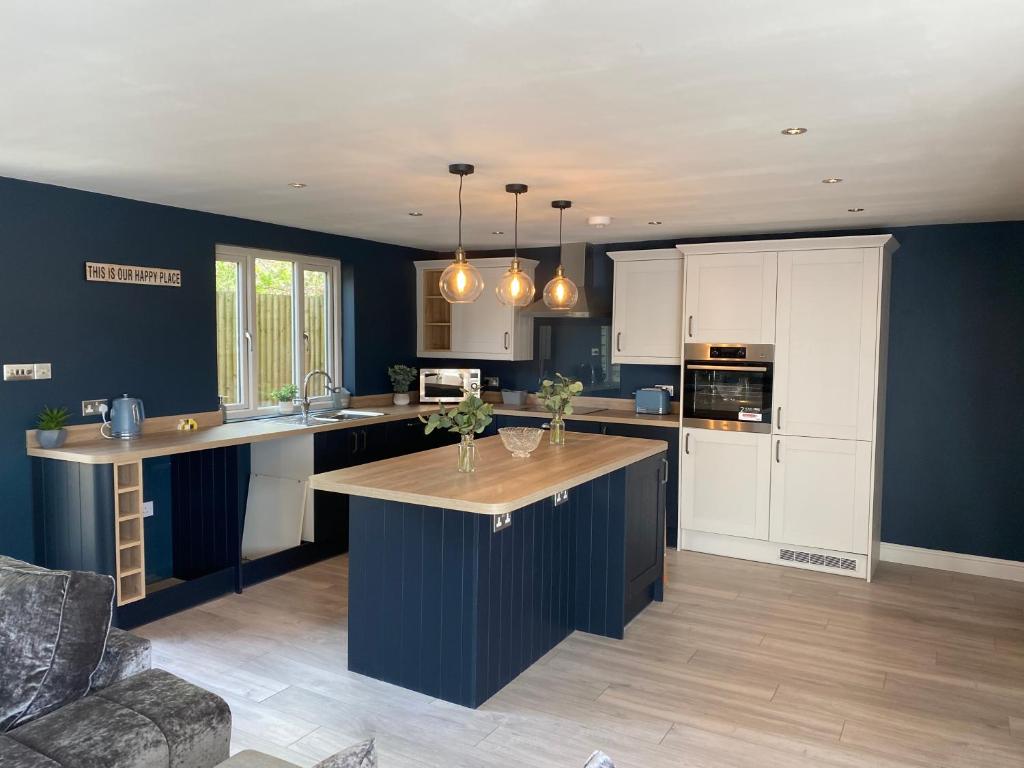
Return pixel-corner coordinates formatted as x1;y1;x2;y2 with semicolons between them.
25;400;679;465
308;431;668;516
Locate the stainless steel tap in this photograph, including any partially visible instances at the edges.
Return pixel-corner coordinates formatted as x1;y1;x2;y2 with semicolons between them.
301;370;334;423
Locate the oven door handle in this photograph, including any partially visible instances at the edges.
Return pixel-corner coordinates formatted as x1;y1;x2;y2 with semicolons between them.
686;364;768;372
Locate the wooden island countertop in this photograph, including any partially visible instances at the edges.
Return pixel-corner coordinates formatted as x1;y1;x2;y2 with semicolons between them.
308;431;667;516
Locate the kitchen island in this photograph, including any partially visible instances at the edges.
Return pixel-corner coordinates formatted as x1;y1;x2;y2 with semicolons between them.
309;431;669;708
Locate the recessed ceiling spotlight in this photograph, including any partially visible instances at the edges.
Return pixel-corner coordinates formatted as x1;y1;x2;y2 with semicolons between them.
407;211;423;216
587;215;612;228
822;177;843;184
848;207;865;213
648;220;663;225
781;127;807;136
287;182;307;188
491;230;504;235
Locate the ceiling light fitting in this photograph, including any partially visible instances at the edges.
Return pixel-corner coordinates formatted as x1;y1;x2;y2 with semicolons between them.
848;207;865;213
543;200;579;311
781;127;807;135
491;231;504;235
287;182;307;188
408;211;423;216
648;220;662;225
822;177;843;184
496;184;536;308
438;163;484;304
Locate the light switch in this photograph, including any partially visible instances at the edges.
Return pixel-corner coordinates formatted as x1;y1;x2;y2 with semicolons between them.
3;364;34;381
33;363;52;380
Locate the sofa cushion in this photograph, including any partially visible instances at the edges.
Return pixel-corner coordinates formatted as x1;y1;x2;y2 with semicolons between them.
95;669;232;768
0;734;62;768
0;556;114;731
313;739;376;768
90;627;153;691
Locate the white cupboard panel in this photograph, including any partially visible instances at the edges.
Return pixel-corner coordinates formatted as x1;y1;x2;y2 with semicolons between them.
681;428;771;540
683;252;777;343
769;436;871;554
612;256;684;363
774;248;879;440
450;266;515;356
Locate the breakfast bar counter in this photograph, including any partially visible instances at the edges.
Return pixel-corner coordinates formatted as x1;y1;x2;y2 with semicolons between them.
310;432;669;708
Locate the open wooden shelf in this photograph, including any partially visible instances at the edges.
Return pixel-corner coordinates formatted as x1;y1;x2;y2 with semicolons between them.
422;269;452;352
113;460;146;606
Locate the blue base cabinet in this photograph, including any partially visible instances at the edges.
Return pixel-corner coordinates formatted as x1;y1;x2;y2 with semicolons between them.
346;452;667;708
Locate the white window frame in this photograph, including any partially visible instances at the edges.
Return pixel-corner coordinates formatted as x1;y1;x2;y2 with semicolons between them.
216;244;342;420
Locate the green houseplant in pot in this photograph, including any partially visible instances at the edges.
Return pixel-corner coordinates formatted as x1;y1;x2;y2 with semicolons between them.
420;394;494;472
270;383;299;415
36;405;70;449
539;373;584;446
388;364;418;406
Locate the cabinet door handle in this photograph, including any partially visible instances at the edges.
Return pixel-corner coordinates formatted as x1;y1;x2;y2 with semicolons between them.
504;331;510;350
616;332;622;352
777;406;782;429
684;432;690;454
351;432;359;453
776;439;781;463
687;315;694;338
361;430;367;452
661;457;669;484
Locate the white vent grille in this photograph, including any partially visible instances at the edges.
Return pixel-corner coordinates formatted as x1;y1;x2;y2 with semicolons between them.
779;548;857;571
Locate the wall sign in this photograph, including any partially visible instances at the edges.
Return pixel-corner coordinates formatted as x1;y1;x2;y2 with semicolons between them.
85;262;182;287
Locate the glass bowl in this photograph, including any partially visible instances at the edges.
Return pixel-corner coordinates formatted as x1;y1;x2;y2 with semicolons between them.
498;427;544;458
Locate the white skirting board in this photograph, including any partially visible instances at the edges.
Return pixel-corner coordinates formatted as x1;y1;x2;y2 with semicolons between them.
879;543;1024;583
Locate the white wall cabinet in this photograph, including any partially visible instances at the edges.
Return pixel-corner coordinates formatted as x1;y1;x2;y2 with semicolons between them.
677;249;777;344
608;249;684;364
769;436;872;554
680;428;772;540
415;258;537;360
773;248;879;441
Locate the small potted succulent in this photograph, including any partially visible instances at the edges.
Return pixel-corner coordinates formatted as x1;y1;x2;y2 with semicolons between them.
270;383;299;414
36;405;71;449
420;393;494;472
388;364;418;406
539;373;584;445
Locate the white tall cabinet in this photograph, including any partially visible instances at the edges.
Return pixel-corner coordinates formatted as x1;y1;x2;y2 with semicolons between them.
608;249;684;364
677;235;898;580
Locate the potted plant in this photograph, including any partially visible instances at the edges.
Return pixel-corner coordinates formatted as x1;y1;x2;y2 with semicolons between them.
539;373;584;445
270;384;299;414
420;394;494;473
36;406;70;449
387;364;418;406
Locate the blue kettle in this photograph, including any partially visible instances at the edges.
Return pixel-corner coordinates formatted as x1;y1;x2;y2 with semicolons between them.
102;394;145;440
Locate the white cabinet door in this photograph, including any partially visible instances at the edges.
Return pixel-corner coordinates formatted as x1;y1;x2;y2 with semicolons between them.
612;257;684;363
774;248;879;440
683;252;777;343
450;266;516;357
769;436;871;554
680;428;772;540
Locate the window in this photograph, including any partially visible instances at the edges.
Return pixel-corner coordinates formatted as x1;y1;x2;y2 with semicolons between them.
216;245;341;418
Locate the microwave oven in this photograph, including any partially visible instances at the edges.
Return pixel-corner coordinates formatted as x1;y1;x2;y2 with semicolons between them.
419;368;481;403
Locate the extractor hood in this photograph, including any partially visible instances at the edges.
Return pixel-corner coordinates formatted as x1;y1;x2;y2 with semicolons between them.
524;242;610;318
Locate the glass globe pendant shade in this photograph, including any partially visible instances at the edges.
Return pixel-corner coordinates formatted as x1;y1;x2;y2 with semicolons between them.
542;264;579;310
495;260;535;307
439;246;485;303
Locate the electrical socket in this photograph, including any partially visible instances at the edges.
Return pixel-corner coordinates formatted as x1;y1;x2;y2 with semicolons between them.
657;384;675;397
492;512;512;532
82;399;108;417
3;364;35;381
553;489;569;506
142;501;154;518
33;363;52;380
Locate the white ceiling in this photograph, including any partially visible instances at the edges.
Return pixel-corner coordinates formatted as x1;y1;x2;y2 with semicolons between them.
2;1;1023;250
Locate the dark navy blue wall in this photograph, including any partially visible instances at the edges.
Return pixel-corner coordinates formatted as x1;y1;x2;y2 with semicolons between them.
0;176;427;562
3;173;1022;565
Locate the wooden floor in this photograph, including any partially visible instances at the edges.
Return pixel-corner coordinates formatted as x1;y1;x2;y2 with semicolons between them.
136;550;1024;768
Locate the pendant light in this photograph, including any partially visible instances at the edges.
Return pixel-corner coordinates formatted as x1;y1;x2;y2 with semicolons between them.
495;183;536;307
542;200;579;310
439;163;485;303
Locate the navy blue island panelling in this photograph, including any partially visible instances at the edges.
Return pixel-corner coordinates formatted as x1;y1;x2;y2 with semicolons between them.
346;452;666;708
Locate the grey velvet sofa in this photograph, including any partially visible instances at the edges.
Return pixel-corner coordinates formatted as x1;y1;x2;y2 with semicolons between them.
0;556;231;768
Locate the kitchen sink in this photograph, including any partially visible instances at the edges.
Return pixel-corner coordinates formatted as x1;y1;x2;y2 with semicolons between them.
289;409;385;424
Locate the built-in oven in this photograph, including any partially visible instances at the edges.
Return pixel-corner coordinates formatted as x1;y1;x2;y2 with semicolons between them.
419;368;481;403
683;344;773;433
